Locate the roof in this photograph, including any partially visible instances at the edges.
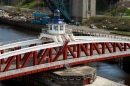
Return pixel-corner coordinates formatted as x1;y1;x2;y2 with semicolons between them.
50;19;65;24
54;9;60;13
51;66;96;76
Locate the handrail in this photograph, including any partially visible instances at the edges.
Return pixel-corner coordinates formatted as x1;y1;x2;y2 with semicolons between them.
72;29;130;41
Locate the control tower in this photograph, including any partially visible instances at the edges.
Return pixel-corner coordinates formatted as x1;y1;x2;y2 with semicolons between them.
39;9;75;43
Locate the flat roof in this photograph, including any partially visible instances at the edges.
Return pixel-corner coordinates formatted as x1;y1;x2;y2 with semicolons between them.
51;65;96;76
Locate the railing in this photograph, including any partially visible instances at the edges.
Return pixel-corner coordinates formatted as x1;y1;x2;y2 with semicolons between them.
72;29;130;41
0;50;129;78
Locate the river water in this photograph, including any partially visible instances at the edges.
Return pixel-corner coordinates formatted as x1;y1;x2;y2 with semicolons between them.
0;24;130;86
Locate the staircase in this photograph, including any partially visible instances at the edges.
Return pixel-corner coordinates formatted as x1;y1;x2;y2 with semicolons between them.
42;0;71;22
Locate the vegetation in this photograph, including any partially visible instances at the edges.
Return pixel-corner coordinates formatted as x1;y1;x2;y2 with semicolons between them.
83;16;130;32
19;0;44;9
111;31;130;37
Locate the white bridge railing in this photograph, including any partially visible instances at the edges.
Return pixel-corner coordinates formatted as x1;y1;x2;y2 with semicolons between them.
73;30;130;41
0;50;130;78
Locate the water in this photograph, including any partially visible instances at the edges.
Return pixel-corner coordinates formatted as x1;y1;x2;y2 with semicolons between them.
0;24;130;86
87;62;130;85
0;25;39;43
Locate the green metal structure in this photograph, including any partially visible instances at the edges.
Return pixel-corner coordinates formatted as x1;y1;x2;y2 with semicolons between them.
43;0;71;22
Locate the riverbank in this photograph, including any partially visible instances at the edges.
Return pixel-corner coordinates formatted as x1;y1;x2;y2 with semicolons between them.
0;18;47;32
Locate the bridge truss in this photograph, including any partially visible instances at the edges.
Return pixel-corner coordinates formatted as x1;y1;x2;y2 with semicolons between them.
43;0;72;22
0;38;130;80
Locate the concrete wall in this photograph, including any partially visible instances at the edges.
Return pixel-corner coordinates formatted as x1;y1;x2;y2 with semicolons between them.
71;0;96;22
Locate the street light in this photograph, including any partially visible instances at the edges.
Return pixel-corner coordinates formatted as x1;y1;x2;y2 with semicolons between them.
121;22;124;30
102;25;106;34
71;20;74;29
114;27;118;33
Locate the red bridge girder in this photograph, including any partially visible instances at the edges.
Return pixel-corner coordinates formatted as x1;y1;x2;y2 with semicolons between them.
0;42;130;80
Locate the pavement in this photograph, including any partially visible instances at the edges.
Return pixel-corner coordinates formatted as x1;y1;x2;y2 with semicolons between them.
85;76;127;86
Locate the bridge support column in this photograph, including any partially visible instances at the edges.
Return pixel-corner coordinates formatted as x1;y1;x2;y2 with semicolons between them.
33;51;37;65
16;55;21;69
49;48;53;62
90;43;94;55
63;48;67;60
77;44;81;58
113;43;117;52
102;43;105;54
124;43;127;51
71;0;96;22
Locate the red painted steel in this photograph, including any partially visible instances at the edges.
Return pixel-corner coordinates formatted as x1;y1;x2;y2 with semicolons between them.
0;42;130;80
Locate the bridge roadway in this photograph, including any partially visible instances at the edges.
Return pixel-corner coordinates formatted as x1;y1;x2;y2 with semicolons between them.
0;35;130;80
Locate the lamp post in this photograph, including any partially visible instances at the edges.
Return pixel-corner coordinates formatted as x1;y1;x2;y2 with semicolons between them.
121;22;124;30
103;25;106;34
71;20;74;29
114;27;118;34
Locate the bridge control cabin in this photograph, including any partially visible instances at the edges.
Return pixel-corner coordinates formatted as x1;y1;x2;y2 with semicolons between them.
48;9;66;35
39;9;75;42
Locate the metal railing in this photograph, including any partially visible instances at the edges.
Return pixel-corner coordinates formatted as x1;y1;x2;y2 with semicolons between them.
72;29;130;41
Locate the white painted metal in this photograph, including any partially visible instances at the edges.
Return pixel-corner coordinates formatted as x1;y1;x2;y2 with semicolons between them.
0;39;43;50
0;38;130;59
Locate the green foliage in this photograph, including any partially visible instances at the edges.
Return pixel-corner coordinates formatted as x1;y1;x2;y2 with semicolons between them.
20;0;43;9
21;0;37;8
126;9;130;16
83;16;130;32
110;31;130;37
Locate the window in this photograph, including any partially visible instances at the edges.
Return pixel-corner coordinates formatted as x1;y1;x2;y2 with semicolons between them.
60;26;63;30
54;13;60;16
54;26;58;31
50;25;52;30
63;77;67;80
76;77;81;80
69;77;74;80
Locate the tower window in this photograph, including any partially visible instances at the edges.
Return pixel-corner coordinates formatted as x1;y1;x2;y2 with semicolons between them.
54;13;60;16
50;25;52;30
60;26;63;30
54;26;58;30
